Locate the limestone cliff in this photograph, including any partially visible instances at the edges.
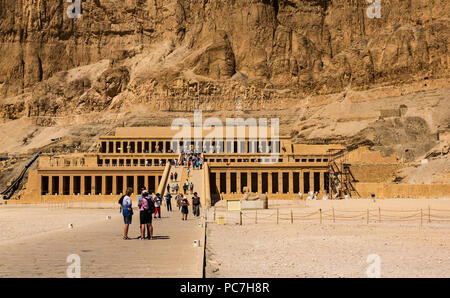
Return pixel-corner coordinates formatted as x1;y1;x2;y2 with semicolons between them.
0;0;448;118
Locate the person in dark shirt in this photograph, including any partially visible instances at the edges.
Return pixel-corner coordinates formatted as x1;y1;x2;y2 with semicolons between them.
181;196;189;221
165;193;172;212
192;192;201;217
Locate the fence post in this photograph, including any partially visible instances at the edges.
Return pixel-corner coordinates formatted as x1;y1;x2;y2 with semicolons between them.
428;205;431;223
239;211;242;226
332;207;335;223
290;209;293;224
319;208;322;225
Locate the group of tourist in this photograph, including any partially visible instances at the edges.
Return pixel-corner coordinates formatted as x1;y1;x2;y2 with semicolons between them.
120;176;202;240
119;188;163;240
174;192;201;220
178;152;204;169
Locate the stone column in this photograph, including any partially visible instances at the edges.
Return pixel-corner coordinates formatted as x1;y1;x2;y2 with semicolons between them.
257;172;262;194
144;175;149;191
309;172;314;193
134;175;138;194
163;141;167;153
320;171;325;193
49;176;53;195
102;176;106;195
268;172;273;194
289;171;294;194
113;141;116;153
300;171;304;194
70;176;74;195
226;171;231;194
216;173;221;194
80;175;85;195
124;175;129;193
58;176;63;196
278;172;282;194
236;172;241;194
112;175;117;195
92;176;96;195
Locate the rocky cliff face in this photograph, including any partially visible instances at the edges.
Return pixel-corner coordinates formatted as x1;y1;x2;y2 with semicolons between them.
0;0;448;118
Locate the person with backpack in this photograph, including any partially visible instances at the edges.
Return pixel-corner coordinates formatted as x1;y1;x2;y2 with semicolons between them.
121;188;133;240
138;191;152;240
192;192;201;217
180;196;189;220
137;190;146;236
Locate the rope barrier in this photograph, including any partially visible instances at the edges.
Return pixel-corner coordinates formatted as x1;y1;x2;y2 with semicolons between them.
379;209;424;212
207;207;450;225
430;209;450;213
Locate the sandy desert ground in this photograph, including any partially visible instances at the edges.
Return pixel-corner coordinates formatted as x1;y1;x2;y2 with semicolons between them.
205;199;450;278
0;204;119;243
0;203;203;277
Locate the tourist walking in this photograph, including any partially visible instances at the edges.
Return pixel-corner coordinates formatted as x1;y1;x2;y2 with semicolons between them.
187;167;190;177
183;182;188;194
153;193;162;218
165;193;172;212
190;182;194;194
121;188;133;240
176;194;181;210
138;191;153;240
181;196;189;220
174;172;178;181
170;172;174;181
167;184;170;194
192;192;201;217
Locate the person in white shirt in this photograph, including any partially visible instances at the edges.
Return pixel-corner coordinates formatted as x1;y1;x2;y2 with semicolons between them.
121;188;133;240
153;193;162;218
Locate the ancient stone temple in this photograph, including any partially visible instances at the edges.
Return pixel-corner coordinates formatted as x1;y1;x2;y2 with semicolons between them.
23;126;349;205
